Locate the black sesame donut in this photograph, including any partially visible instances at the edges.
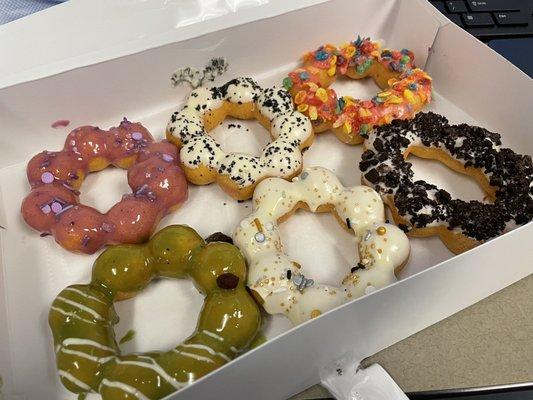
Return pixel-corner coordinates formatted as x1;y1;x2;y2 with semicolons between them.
166;77;314;200
359;112;533;254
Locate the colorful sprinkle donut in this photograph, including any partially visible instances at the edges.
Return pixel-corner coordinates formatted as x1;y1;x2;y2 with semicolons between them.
283;36;433;145
21;119;188;254
233;167;410;325
49;225;261;399
166;77;314;200
359;112;533;254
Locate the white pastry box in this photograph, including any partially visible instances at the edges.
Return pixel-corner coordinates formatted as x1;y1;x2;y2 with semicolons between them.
0;0;532;399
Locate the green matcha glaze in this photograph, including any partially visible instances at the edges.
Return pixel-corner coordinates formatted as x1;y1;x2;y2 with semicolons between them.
49;225;262;400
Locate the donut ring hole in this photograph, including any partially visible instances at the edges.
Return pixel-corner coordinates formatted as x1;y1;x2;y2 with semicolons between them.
79;167;130;212
114;279;203;353
405;147;490;202
208;118;271;157
278;205;357;287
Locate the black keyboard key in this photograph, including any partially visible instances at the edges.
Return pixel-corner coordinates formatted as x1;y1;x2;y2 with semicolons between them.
466;0;521;12
463;13;494;26
493;12;529;26
446;1;467;13
446;13;464;26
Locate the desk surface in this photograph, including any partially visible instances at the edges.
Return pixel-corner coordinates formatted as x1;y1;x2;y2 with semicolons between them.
293;274;533;399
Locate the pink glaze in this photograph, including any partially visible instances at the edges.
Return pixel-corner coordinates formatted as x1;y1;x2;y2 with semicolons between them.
51;120;70;129
21;120;188;254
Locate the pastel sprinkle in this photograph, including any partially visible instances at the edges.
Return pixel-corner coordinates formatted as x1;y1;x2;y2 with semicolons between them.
41;172;54;184
162;153;174;162
315;88;328;103
51;202;63;213
131;132;143;141
254;232;266;243
282;77;293;90
408;83;418;90
308;105;318;120
41;204;51;214
315;50;328;61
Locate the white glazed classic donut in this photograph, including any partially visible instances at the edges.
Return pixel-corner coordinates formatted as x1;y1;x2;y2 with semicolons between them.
166;77;314;200
233;166;410;325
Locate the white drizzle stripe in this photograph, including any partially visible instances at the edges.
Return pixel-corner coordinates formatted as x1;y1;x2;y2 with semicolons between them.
166;77;312;189
58;370;92;391
61;338;115;353
233;166;410;325
60;348;114;363
202;330;224;342
114;357;186;389
172;350;215;364
63;287;107;304
180;343;231;362
51;306;98;325
56;296;104;321
100;379;150;400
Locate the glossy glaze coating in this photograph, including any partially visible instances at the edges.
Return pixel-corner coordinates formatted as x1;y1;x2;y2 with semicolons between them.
166;77;314;200
284;37;432;144
234;167;410;325
21;120;188;254
49;225;261;399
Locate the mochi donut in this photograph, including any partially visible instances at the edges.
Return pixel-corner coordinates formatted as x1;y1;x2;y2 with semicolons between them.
284;36;433;144
166;77;314;200
359;112;533;254
49;225;261;400
21;119;188;254
233;167;410;325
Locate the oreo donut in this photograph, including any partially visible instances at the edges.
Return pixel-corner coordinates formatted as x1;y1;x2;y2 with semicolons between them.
359;112;533;254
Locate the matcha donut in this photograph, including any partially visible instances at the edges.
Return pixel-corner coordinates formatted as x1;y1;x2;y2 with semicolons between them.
49;225;261;399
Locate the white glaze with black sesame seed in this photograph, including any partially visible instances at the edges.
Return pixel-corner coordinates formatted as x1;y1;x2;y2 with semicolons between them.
167;77;312;189
233;166;410;325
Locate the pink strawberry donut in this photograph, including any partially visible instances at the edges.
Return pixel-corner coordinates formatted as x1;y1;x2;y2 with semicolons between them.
21;119;188;254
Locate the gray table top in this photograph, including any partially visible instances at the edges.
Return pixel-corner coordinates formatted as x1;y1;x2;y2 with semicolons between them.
292;274;533;399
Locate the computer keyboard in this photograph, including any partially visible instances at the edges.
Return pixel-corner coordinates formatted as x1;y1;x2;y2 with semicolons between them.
429;0;533;40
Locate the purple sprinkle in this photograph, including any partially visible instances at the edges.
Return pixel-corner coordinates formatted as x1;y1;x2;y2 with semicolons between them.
162;153;174;162
51;202;63;213
41;204;51;214
55;204;73;217
157;167;165;173
40;160;50;168
52;197;66;206
136;184;149;195
81;236;90;247
41;172;54;184
131;132;143;141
